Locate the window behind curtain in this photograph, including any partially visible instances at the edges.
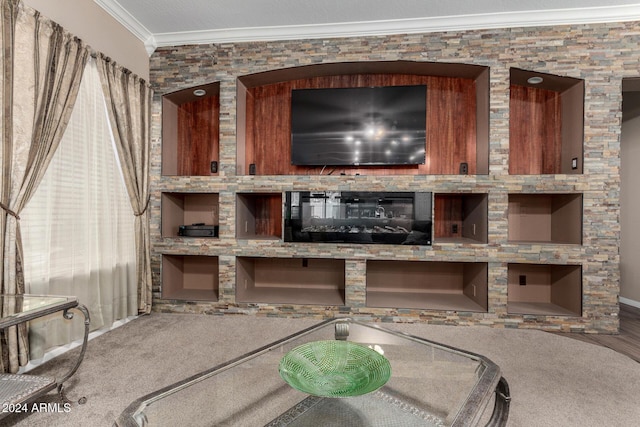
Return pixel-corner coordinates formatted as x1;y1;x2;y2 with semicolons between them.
21;58;137;359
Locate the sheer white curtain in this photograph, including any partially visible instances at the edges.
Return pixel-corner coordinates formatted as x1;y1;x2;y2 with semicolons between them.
20;58;137;359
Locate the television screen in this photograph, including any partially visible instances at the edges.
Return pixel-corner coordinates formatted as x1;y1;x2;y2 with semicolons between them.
290;85;427;166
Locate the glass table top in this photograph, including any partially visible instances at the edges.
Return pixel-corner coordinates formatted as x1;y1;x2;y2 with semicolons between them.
0;294;78;328
118;318;502;427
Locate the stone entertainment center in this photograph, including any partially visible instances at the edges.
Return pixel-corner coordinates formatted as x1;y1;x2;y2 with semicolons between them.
148;21;632;333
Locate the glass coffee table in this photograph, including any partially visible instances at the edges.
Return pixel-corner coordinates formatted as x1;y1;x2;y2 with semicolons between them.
0;294;90;418
117;318;509;427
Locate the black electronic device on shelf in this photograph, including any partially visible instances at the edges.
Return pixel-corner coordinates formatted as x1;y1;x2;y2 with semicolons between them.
284;191;432;245
178;224;219;237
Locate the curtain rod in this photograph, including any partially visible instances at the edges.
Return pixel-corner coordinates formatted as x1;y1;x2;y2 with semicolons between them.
89;51;150;88
19;0;149;87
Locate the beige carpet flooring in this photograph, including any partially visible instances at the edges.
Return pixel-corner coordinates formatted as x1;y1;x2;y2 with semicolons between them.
4;313;640;426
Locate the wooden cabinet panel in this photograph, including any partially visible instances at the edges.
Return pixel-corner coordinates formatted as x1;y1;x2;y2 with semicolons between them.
236;193;282;239
245;74;478;175
434;194;462;238
162;82;220;177
177;96;219;176
427;77;477;175
509;85;562;174
255;195;283;238
433;193;488;243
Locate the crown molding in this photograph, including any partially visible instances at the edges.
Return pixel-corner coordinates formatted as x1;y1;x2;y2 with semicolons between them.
95;2;640;53
93;0;157;55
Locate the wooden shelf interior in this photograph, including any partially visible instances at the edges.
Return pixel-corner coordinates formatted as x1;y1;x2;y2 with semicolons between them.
366;260;488;312
236;257;345;305
236;193;282;239
161;193;219;238
237;61;489;176
162;82;220;176
434;193;488;243
508;193;582;244
162;255;219;301
507;263;582;316
509;68;584;175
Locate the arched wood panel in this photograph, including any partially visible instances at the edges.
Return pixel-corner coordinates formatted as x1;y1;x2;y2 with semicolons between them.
245;74;478;175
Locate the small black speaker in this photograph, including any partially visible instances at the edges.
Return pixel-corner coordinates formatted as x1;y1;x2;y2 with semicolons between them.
249;163;256;175
210;161;218;173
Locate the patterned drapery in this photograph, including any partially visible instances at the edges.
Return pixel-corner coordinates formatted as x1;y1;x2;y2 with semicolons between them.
96;54;153;315
0;0;88;373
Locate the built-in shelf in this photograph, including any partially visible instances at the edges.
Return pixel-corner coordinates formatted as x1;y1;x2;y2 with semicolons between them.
366;260;488;312
507;263;582;316
236;193;282;240
162;255;219;301
434;193;488;244
162;82;220;176
508;193;582;244
509;68;584;175
153;60;594;329
161;192;219;238
237;61;490;176
236;257;345;305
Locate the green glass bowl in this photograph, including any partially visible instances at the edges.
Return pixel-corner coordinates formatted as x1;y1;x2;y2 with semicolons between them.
279;340;391;398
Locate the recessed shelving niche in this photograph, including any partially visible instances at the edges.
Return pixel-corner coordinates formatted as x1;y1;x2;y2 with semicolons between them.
507;263;582;316
162;82;220;176
508;193;582;244
434;193;488;244
237;61;489;176
236;193;283;240
236;257;345;305
161;192;219;238
162;255;219;302
366;260;488;312
509;68;584;175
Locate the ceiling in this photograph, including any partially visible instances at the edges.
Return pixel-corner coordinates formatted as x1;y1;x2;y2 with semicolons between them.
94;0;640;54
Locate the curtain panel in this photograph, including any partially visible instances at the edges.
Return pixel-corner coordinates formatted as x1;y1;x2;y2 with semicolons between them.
96;54;153;315
0;0;88;373
20;58;138;359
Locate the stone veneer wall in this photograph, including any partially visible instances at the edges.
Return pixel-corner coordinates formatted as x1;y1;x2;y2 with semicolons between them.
148;22;636;333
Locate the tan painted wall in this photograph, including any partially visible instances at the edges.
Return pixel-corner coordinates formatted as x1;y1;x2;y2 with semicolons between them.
621;91;640;305
23;0;149;79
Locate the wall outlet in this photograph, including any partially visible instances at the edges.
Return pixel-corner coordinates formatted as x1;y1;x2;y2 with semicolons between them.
571;157;578;170
519;275;527;286
452;224;458;234
459;162;468;175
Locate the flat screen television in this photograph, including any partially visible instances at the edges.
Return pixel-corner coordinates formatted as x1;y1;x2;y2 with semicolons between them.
290;85;427;166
